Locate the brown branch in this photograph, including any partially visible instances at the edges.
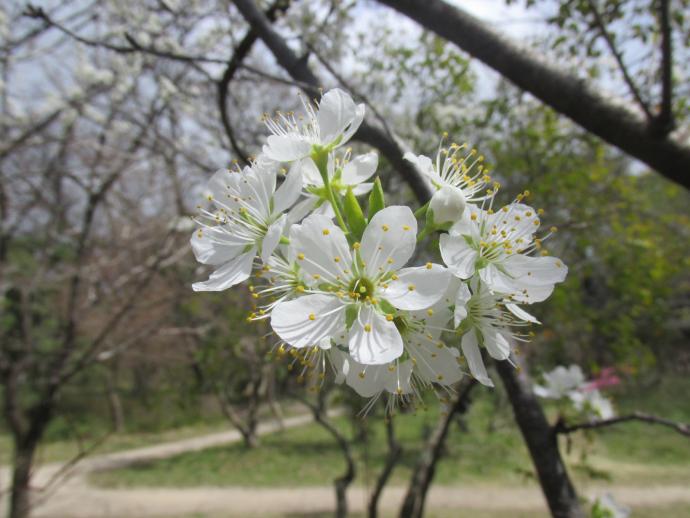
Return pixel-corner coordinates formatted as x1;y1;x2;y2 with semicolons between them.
555;411;690;438
654;0;674;135
231;0;433;203
585;0;652;121
377;0;690;190
400;379;477;518
217;0;291;165
495;358;584;518
293;390;355;518
368;413;402;518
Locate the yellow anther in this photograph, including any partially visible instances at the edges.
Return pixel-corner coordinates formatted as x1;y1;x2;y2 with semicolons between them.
386;314;394;321
470;213;478;221
358;371;366;379
391;274;399;280
296;285;305;293
322;228;330;235
387;258;394;264
408;284;416;291
537;208;545;215
382;224;390;231
334;256;341;262
353;242;361;250
425;262;433;269
364;324;372;332
297;253;305;260
312;274;320;280
534;219;540;226
403;225;411;231
550;226;557;233
308;313;316;321
427;309;434;316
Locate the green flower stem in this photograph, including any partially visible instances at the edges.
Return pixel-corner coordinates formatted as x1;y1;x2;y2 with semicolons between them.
414;202;429;219
312;149;349;234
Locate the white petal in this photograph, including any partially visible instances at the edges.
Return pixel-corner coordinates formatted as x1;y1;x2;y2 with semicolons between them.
408;337;463;386
192;248;255;291
383;360;414;394
261;214;286;263
328;347;349;384
453;282;472;327
341;152;378;185
506;303;541;324
503;255;568;286
317;89;359;145
479;263;556;304
289;214;353;284
190;227;247;265
351;183;374;196
381;264;450;311
340;104;365;145
346;362;387;397
348;305;403;365
263;134;312;162
361;206;417;276
483;329;511;360
270;294;346;349
461;330;494;387
298;158;323;186
287;196;318;224
403;152;437;182
440;234;478;279
273;165;303;214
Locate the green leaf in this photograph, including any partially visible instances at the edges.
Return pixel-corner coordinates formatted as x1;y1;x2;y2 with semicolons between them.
368;177;385;219
344;187;366;240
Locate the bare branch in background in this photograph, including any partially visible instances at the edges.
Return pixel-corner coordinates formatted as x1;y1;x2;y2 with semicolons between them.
377;0;690;190
555;411;690;438
585;0;652;121
400;379;477;518
655;0;674;134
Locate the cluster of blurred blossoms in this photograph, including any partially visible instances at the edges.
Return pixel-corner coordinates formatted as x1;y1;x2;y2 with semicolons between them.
534;365;617;419
190;89;567;412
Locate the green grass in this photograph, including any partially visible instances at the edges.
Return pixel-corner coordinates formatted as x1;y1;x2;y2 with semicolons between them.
90;376;690;490
90;391;540;488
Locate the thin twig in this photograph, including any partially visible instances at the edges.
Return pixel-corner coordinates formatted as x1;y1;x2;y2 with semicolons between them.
555;411;690;438
586;0;653;121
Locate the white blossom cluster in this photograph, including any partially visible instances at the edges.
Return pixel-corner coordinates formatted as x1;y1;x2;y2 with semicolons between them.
534;365;615;419
190;89;568;410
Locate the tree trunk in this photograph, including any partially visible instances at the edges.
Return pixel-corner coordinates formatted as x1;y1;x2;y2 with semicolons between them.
400;379;477;518
9;439;38;518
495;359;585;518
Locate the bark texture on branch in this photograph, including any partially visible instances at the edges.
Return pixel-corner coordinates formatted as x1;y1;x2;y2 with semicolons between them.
377;0;690;190
495;360;584;518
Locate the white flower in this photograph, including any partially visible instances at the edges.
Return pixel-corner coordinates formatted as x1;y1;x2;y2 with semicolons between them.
263;89;365;162
291;150;378;219
533;365;586;399
429;185;467;224
569;389;615;420
191;161;302;291
404;142;493;223
453;281;533;387
440;203;567;303
270;206;450;365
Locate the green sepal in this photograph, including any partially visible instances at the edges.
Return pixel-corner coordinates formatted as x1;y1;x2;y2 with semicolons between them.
368;177;385;219
345;304;359;329
378;298;397;317
344;187;366;240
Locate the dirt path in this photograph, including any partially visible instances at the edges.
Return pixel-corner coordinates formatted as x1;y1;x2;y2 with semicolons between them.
1;412;688;517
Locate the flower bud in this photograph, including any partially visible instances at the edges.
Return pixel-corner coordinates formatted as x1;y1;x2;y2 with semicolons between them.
430;185;466;224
